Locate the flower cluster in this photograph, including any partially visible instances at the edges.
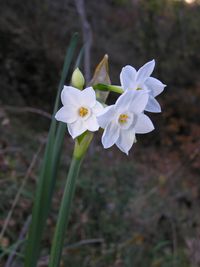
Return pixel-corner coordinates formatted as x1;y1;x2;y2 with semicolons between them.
55;60;166;154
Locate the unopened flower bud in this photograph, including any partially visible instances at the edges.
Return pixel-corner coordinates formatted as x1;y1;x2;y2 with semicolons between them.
71;68;85;90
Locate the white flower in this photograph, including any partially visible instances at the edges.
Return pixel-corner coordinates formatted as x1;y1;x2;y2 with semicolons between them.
120;60;166;113
55;86;103;139
97;90;154;155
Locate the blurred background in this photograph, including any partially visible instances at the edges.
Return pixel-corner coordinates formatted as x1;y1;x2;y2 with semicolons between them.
0;0;200;266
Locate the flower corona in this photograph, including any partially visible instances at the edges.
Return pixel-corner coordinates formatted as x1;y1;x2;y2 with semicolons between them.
78;107;89;118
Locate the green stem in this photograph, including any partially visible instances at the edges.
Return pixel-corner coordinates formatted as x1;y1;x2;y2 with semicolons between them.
93;83;123;94
49;132;93;267
48;155;83;267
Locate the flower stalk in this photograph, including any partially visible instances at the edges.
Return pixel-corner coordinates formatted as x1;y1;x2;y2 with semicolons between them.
93;83;124;94
48;132;93;267
48;156;82;267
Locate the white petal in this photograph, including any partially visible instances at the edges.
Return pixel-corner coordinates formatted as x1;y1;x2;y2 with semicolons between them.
55;106;78;123
116;129;136;155
145;77;166;97
129;91;149;114
145;96;161;113
67;120;86;139
102;122;120;149
80;87;96;107
97;105;115;129
115;90;135;112
120;65;137;90
92;101;104;115
61;86;81;107
135;113;154;134
136;60;155;84
85;115;99;131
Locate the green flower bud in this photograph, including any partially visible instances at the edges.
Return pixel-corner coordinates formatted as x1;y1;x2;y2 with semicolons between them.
71;68;85;90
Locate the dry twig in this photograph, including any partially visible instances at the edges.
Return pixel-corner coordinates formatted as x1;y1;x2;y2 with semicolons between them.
0;144;43;240
75;0;93;83
4;106;52;120
4;216;31;267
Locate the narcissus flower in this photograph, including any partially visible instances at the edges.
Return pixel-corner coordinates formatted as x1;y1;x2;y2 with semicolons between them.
55;86;103;139
97;90;154;154
120;60;166;113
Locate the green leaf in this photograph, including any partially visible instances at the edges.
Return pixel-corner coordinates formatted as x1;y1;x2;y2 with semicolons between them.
49;156;82;267
24;33;79;267
50;45;85;197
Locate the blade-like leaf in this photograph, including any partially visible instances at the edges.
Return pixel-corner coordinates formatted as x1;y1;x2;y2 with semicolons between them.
24;33;79;267
50;46;85;196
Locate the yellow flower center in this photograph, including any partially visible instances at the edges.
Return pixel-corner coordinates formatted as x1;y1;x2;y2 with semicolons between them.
78;107;89;117
118;114;129;124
